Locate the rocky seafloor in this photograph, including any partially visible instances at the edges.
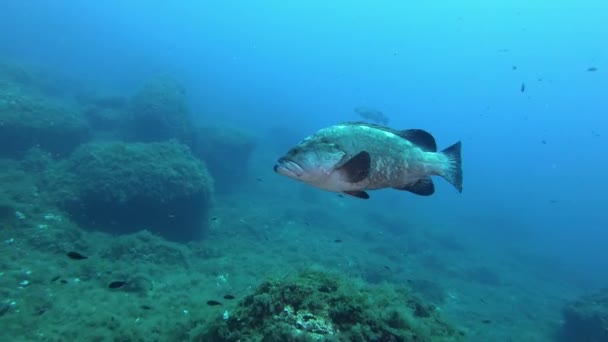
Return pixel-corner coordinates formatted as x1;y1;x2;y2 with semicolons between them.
0;59;604;341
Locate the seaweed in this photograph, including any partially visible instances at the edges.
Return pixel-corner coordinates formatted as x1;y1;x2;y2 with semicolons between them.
199;270;464;342
48;140;214;241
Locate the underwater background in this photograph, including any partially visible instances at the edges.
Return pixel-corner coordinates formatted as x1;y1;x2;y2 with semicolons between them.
0;1;606;341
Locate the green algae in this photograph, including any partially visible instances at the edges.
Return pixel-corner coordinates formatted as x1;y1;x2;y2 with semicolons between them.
128;75;193;142
189;123;258;193
0;81;90;158
47;140;214;241
561;287;608;341
199;270;464;342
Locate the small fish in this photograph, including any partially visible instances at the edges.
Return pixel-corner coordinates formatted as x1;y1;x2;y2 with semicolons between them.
66;251;88;260
520;83;526;92
207;300;222;306
223;294;235;300
210;217;218;221
549;199;559;204
256;178;263;182
354;107;389;125
108;281;128;289
0;303;11;317
334;239;343;243
140;305;153;310
481;319;492;324
274;122;463;199
512;65;517;70
50;276;61;282
587;67;597;72
541;140;547;145
60;279;68;284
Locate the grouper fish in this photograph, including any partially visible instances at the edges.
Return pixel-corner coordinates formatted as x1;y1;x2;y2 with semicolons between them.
354;106;389;125
273;122;462;199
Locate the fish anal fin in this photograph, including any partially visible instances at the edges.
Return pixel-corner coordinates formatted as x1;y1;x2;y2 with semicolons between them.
343;190;370;199
393;178;435;196
337;151;371;183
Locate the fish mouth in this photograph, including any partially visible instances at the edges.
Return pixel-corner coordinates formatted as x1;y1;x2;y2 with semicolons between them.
274;158;304;178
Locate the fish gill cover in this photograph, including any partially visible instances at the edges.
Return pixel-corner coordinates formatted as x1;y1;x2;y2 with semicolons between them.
0;1;606;341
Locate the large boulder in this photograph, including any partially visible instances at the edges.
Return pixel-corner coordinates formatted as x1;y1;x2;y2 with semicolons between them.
0;158;44;222
78;92;129;134
560;288;608;342
49;140;214;241
127;75;193;142
0;81;90;158
199;270;464;341
189;124;257;193
0;59;82;99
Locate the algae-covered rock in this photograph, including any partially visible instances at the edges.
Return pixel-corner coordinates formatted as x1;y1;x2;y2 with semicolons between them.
0;60;41;88
0;190;13;221
127;75;193;142
0;59;81;98
99;230;190;268
74;88;130;134
50;140;214;241
0;158;45;216
199;270;463;341
0;81;90;158
20;147;55;173
190;124;257;193
560;287;608;342
82;99;128;132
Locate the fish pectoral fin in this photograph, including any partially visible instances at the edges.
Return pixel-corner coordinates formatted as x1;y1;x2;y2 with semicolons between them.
393;178;435;196
337;151;371;183
343;190;370;199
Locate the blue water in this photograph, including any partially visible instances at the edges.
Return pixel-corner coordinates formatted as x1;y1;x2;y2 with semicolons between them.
1;1;607;339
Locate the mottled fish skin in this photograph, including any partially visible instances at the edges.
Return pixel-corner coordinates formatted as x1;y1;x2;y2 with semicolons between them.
274;122;462;198
312;123;446;191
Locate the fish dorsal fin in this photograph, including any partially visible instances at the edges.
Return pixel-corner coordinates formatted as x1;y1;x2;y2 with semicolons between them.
337;151;371;183
341;122;437;151
399;129;437;152
393;178;435;196
342;121;390;130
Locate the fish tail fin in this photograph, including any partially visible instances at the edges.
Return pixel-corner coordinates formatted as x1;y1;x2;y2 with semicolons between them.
440;141;463;193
